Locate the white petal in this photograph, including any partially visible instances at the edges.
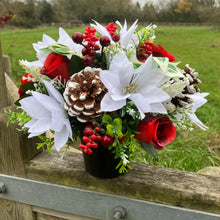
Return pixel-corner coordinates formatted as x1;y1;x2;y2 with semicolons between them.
109;52;133;87
187;92;209;112
43;80;64;105
100;70;122;94
54;126;69;151
101;93;126;112
31;91;62;112
149;103;168;114
28;118;51;134
91;20;113;42
186;112;208;130
19;96;50;119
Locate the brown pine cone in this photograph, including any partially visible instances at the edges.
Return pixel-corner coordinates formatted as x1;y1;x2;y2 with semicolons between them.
171;64;201;108
63;67;107;122
183;64;201;94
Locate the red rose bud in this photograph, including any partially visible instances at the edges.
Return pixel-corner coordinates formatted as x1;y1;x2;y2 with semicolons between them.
72;32;84;44
18;73;34;98
40;52;70;84
135;114;176;150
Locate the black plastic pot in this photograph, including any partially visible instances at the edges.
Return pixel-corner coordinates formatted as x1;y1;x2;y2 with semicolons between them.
83;144;122;178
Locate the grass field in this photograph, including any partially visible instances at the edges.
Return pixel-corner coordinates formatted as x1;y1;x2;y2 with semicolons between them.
0;25;219;172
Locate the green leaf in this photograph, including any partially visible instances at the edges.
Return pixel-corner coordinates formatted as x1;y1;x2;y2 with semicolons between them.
20;82;36;92
68;55;85;77
102;114;112;124
141;142;158;161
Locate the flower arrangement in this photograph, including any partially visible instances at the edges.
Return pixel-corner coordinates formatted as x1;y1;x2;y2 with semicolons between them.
7;20;209;174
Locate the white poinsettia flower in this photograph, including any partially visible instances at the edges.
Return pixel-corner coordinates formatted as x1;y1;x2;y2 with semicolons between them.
57;27;83;58
186;92;209;130
19;80;72;151
100;52;170;119
115;19;138;49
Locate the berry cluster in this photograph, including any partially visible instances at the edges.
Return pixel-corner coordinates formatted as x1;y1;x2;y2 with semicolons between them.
78;125;119;154
72;22;120;67
0;11;14;26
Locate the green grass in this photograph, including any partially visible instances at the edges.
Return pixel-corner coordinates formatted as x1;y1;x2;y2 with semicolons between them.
0;25;219;172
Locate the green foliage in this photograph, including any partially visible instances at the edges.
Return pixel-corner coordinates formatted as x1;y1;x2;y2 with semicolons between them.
37;135;54;153
5;108;31;129
141;142;158;161
69;55;84;77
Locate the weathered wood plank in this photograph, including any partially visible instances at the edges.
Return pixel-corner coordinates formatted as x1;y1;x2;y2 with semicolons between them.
0;40;9;108
26;150;220;214
33;206;99;220
5;73;19;105
3;55;12;78
0;199;35;220
0;111;41;176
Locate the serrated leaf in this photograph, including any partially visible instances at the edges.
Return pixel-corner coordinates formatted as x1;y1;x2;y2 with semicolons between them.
141;142;158;161
68;55;85;77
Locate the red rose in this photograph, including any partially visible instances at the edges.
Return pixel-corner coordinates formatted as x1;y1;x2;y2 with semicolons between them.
138;42;175;62
40;52;70;84
18;72;34;98
135;114;176;150
152;44;175;62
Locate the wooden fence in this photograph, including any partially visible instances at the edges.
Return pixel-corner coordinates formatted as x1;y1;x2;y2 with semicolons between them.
0;45;220;220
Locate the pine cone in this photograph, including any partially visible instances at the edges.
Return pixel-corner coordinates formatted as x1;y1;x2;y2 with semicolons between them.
63;67;107;122
171;64;201;108
183;64;201;94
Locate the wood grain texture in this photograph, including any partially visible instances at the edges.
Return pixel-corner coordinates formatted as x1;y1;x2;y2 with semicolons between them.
5;73;19;105
26;149;220;214
33;206;98;220
0;41;9;108
2;55;12;78
0;199;34;220
0;108;40;220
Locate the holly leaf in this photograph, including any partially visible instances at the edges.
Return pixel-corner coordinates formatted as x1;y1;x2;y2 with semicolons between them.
141;142;158;161
69;55;84;77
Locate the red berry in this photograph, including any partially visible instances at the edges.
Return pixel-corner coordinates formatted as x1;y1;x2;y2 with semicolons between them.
101;134;114;147
94;44;100;51
91;134;97;141
90;141;98;148
95;127;100;132
83;125;94;135
100;36;111;47
111;33;120;42
96;135;102;141
72;32;84;44
82;47;88;56
82;136;90;143
82;55;93;66
88;49;96;58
